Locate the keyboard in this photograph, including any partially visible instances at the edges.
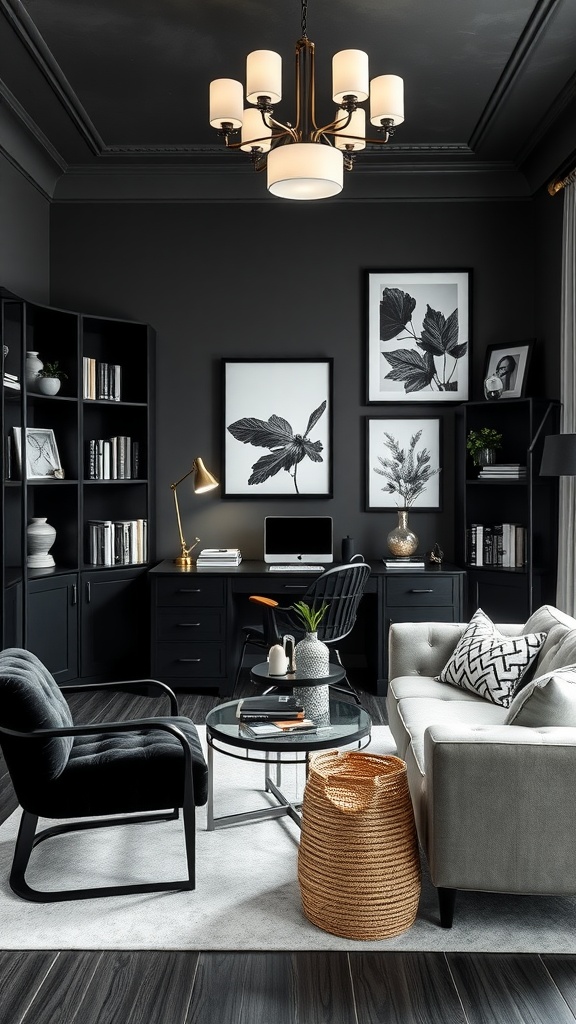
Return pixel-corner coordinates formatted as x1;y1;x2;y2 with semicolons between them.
268;564;325;572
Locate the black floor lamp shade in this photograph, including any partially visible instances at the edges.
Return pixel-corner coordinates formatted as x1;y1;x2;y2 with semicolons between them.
540;434;576;476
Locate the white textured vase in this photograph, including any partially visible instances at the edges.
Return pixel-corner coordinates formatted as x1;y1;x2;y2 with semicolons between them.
25;351;43;391
293;683;330;722
27;517;56;568
295;631;329;678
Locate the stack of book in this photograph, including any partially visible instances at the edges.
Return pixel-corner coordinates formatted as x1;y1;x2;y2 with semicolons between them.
466;522;527;567
196;547;242;567
478;463;527;480
236;695;317;737
3;371;20;391
382;555;426;569
86;518;148;566
86;436;140;479
83;357;122;401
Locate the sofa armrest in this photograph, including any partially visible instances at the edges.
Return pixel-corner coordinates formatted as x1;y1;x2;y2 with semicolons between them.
423;723;576;894
388;622;466;680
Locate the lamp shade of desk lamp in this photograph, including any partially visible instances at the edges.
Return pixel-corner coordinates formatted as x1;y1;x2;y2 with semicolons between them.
170;457;219;567
540;434;576;476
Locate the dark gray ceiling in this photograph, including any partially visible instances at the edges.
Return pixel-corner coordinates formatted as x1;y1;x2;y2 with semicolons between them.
1;0;575;199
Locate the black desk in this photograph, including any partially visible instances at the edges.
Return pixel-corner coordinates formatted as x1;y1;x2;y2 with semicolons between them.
149;560;465;697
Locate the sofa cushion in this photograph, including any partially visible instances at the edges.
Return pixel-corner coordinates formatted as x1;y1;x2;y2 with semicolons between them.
437;608;546;707
522;606;576;678
397;695;508;774
505;669;576;727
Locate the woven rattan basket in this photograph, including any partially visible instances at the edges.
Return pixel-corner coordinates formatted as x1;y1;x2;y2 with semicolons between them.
297;750;421;939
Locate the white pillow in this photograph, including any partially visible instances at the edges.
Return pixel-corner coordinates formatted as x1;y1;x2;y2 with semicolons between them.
438;608;547;707
505;667;576;726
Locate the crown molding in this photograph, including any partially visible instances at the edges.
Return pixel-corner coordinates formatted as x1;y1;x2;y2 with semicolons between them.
0;79;65;197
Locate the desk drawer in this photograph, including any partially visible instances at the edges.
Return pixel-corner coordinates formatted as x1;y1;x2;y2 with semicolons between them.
386;576;454;607
233;578;312;596
156;577;225;607
156;607;225;642
154;642;225;678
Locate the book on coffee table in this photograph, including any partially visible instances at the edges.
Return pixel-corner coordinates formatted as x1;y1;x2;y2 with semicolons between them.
236;696;305;720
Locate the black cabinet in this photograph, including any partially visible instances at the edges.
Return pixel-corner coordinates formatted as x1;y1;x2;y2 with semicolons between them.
456;398;560;620
1;287;155;681
81;568;148;680
27;572;78;683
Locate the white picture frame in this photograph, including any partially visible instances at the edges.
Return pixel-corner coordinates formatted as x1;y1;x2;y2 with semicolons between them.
12;427;63;480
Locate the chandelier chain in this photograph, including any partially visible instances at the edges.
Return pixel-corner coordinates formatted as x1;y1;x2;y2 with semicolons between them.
301;0;308;38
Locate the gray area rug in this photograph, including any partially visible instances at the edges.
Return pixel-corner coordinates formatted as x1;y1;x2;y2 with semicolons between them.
1;726;575;952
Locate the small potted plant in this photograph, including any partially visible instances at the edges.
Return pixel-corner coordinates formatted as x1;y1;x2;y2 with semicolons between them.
466;427;503;467
36;361;68;396
291;600;330;718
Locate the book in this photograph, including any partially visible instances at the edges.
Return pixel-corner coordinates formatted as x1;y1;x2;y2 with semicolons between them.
237;695;304;720
383;556;426;568
270;718;317;733
241;722;284;738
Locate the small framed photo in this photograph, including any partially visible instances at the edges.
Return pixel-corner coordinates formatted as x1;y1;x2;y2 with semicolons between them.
12;427;63;480
483;341;533;399
222;359;333;497
366;269;470;403
366;416;442;511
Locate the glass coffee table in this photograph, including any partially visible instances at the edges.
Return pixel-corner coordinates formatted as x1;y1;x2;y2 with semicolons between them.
205;698;372;831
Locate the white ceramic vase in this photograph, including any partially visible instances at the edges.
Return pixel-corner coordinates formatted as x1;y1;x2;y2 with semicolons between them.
294;631;329;678
293;683;330;722
36;377;61;396
25;351;43;391
27;517;56;568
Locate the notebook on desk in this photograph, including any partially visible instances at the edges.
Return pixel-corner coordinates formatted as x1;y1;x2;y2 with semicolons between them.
263;515;333;567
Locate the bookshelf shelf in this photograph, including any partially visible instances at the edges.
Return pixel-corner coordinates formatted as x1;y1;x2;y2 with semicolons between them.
456;397;560;621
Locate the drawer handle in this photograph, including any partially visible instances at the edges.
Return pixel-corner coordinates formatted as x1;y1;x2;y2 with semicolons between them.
177;622;201;627
178;588;201;594
283;585;308;590
410;589;434;593
178;658;202;663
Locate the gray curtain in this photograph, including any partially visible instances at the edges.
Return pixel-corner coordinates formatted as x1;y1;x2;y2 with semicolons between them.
556;180;576;615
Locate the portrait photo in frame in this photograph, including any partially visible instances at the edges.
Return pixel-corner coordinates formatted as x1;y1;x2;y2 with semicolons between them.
12;427;63;480
366;416;442;511
222;359;333;497
366;270;470;403
483;341;533;400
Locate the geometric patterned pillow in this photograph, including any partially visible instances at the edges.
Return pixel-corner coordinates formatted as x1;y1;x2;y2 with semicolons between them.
437;608;547;707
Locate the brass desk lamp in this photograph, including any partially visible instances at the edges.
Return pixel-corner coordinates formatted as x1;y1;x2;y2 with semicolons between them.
170;457;219;566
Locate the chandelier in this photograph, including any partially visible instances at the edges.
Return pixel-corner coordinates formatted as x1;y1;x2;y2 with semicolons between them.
208;0;404;201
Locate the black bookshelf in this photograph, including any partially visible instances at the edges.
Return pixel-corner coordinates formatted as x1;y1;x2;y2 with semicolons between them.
1;289;155;682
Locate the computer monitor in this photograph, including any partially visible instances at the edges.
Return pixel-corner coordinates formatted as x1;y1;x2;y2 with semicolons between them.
264;516;333;564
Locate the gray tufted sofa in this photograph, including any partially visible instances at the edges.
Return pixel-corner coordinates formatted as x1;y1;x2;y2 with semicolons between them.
385;604;576;927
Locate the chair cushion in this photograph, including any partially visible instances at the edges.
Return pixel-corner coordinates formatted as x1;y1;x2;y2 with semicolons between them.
505;669;576;727
0;648;74;781
14;717;208;818
437;608;546;708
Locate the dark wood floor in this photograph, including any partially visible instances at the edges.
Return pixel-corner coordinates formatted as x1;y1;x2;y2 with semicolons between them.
2;677;576;1024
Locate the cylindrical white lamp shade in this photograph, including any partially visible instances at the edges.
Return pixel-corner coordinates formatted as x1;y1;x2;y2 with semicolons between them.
240;107;272;153
334;108;366;151
267;143;343;200
246;50;282;105
209;79;244;129
332;50;369;103
370;74;404;126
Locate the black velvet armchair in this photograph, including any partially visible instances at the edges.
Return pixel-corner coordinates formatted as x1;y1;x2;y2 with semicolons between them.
0;648;208;903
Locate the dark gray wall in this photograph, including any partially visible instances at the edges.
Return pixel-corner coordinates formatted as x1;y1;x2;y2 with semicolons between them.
49;198;544;562
0;153;50;302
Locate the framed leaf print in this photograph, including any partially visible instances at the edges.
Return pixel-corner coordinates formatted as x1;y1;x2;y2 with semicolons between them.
366;270;470;403
366;416;442;511
222;359;333;497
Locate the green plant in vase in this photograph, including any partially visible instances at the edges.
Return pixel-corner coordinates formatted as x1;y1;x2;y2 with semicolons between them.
36;360;68;396
291;600;328;634
291;600;330;717
466;427;502;467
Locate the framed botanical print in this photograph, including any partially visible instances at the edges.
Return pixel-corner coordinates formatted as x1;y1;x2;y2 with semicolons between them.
366;269;470;403
12;427;63;480
366;416;442;511
222;359;333;497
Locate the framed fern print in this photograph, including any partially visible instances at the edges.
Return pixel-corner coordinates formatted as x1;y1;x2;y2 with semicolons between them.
366;416;442;511
366;270;470;403
222;359;333;497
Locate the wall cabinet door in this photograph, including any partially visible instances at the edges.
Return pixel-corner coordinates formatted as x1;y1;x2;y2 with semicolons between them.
27;573;79;683
81;568;148;680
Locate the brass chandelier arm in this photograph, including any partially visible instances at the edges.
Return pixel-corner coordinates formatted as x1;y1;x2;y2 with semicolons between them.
548;166;576;196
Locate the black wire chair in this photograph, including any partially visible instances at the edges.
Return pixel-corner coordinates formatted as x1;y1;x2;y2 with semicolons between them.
232;561;372;704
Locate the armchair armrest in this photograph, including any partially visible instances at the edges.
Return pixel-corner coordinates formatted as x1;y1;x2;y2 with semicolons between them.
423;723;576;894
59;678;179;716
